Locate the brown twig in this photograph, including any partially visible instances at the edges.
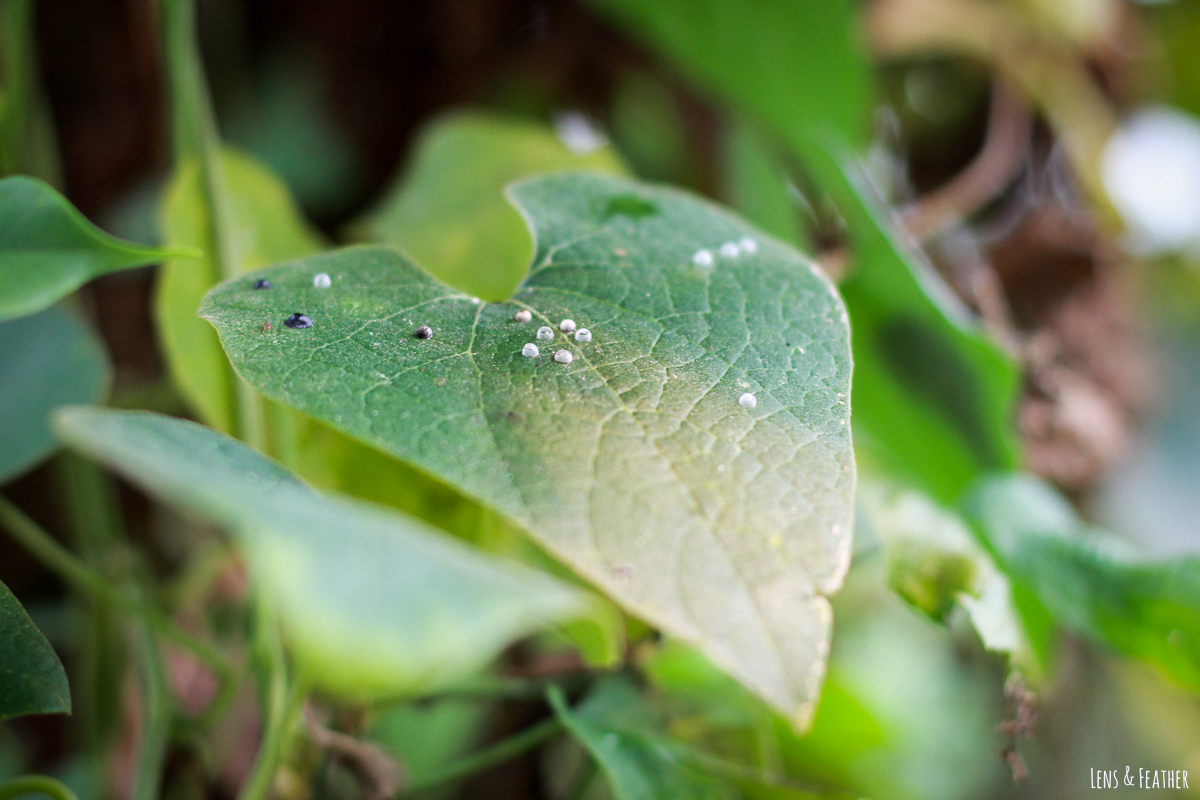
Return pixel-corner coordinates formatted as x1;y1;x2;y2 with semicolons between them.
902;77;1032;241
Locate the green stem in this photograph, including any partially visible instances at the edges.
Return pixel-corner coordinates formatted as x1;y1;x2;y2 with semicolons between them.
0;0;32;175
131;618;172;800
564;758;597;800
237;610;308;800
0;776;79;800
0;495;236;725
57;453;127;751
159;0;265;450
400;717;562;796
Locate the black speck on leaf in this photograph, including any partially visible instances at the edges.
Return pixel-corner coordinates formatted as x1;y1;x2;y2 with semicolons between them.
284;313;313;329
415;325;433;339
253;279;273;290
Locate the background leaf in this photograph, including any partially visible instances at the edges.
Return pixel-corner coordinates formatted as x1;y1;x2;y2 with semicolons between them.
156;147;325;433
0;305;110;483
584;0;870;153
351;111;627;301
201;172;855;726
549;678;736;800
965;473;1200;689
54;407;608;699
0;578;70;720
0;176;178;322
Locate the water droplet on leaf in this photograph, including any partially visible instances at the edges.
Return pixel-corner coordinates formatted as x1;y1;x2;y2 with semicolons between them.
559;319;577;333
574;328;591;342
693;249;713;267
720;241;740;258
522;343;540;358
313;272;332;288
738;236;759;254
553;350;573;364
514;310;532;323
739;392;757;409
536;326;554;340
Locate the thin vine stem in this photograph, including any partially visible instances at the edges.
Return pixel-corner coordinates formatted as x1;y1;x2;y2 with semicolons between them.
159;0;265;450
0;775;79;800
237;601;309;800
131;617;172;800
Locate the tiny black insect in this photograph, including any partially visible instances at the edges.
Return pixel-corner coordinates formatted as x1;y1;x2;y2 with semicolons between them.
284;313;313;329
415;325;433;339
253;278;273;290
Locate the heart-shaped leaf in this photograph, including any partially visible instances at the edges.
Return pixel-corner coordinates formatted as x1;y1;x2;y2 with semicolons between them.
0;578;71;720
0;305;110;484
0;176;182;322
54;407;609;699
200;172;855;725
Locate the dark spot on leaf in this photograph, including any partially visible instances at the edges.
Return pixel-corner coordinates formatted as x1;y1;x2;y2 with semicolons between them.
415;325;433;339
283;313;313;329
602;194;658;220
253;279;273;290
876;316;999;467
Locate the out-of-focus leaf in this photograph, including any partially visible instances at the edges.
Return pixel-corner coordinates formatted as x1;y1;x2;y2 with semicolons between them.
585;0;869;154
965;473;1200;690
0;176;179;321
862;483;1033;668
352;111;626;301
0;305;109;483
610;72;689;183
369;698;488;792
201;172;855;726
0;578;70;720
549;678;737;800
723;120;808;252
584;0;1022;502
54;407;608;699
156;148;325;433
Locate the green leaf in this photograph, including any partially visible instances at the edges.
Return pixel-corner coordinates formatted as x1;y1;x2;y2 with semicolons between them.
861;482;1033;669
723;120;805;251
0;578;70;720
53;407;606;699
0;176;180;322
201;172;855;726
964;473;1200;689
156;148;325;433
585;0;870;153
582;0;1021;502
549;678;737;800
0;305;110;483
352;111;627;301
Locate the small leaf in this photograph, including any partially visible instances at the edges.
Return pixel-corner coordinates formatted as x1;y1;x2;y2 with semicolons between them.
965;473;1200;689
352;111;627;301
0;305;110;484
156;148;325;432
549;678;737;800
54;407;607;699
0;176;181;322
862;483;1033;668
201;172;855;726
0;578;71;720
